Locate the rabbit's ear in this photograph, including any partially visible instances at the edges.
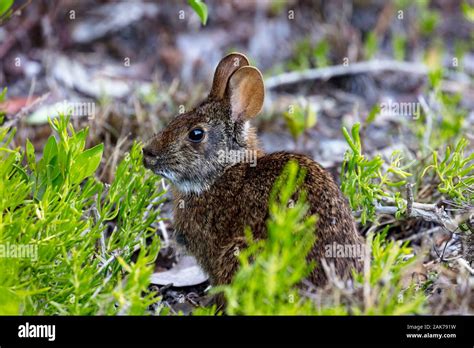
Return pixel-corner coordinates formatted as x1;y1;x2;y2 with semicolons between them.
227;66;264;121
209;52;249;100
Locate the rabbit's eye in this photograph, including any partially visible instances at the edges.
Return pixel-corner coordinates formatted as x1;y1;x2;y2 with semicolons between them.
188;128;205;143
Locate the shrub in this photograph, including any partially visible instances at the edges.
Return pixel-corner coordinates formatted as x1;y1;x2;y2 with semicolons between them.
0;115;165;315
341;122;411;224
423;137;474;204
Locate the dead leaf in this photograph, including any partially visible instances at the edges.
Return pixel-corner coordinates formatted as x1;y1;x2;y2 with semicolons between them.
52;55;131;99
150;255;208;287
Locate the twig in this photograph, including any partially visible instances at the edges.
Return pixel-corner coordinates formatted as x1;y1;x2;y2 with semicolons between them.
3;92;51;129
158;220;170;248
457;258;474;275
372;196;457;232
406;183;414;217
143;193;168;246
401;226;441;242
265;60;429;89
97;242;141;274
363;224;378;310
439;238;450;262
418;95;434;152
320;258;346;290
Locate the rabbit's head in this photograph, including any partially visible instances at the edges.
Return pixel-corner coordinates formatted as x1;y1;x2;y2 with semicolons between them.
143;53;264;194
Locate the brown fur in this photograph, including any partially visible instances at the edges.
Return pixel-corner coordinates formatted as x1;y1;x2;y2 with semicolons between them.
143;53;363;288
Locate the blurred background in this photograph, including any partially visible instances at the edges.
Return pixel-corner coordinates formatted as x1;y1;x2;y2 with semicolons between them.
1;0;472;179
0;0;472;313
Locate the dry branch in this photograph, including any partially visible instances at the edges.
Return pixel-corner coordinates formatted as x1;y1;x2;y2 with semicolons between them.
457;258;474;275
376;196;457;232
4;92;51;129
265;59;429;89
401;226;442;242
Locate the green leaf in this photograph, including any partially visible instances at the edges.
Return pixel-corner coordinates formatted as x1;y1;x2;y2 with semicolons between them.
284;110;304;140
188;0;208;25
71;143;104;184
427;68;443;89
0;0;13;17
366;104;380;125
420;9;439;35
43;135;58;163
392;34;406;61
351;122;361;151
461;1;474;22
1;114;164;315
305;105;317;129
313;40;329;67
342;126;358;155
25;139;36;172
0;87;7;101
364;31;378;59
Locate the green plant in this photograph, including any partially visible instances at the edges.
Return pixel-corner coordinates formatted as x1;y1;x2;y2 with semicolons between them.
437;93;467;144
188;0;208;25
341;123;411;224
395;0;440;36
0;115;165;315
0;87;7;117
288;38;312;71
454;40;468;71
351;229;426;315
415;68;467;150
0;0;13;18
269;0;287;16
461;0;474;22
419;8;440;36
283;102;317;147
313;40;329;67
392;34;407;61
288;38;331;71
423;138;474;203
365;104;381;127
364;31;378;60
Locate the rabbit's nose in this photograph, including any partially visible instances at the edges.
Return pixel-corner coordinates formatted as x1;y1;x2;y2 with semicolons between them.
142;146;159;169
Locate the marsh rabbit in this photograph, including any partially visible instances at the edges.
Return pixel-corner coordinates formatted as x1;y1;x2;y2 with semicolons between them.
143;53;363;289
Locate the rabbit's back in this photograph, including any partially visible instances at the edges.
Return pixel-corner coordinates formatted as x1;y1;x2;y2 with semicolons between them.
173;151;363;285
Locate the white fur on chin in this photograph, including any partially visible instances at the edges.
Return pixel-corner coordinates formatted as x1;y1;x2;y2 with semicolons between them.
158;170;209;195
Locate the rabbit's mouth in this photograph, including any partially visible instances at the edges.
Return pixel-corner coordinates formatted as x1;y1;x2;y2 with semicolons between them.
144;159;174;180
143;154;179;182
152;167;208;194
143;155;158;168
142;150;215;194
